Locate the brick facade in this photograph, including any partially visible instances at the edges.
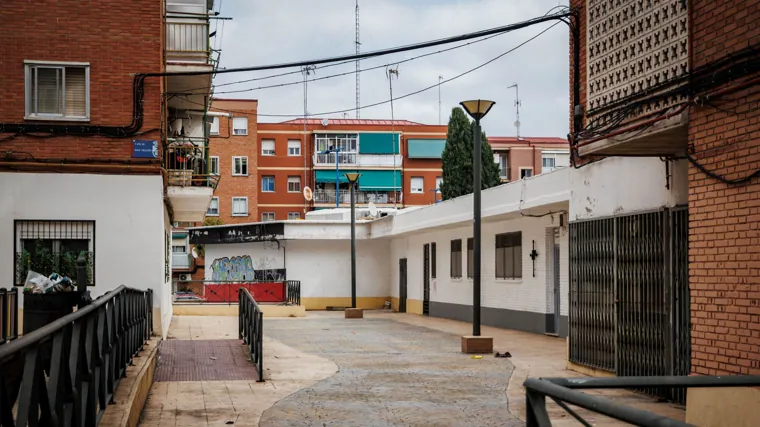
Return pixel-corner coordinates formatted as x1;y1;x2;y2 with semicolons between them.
0;0;163;172
687;0;760;376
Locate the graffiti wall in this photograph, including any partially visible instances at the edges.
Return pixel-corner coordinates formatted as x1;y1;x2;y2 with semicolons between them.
207;243;286;282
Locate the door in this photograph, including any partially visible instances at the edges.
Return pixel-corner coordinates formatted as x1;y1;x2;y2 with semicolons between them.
423;244;430;315
552;240;561;333
398;258;407;313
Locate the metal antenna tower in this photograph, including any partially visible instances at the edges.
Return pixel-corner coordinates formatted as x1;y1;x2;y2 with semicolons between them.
438;75;443;125
302;65;316;214
355;0;361;119
507;83;521;138
387;66;400;207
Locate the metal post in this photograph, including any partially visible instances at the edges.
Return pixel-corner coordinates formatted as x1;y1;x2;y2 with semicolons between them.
335;149;340;208
76;256;88;309
473;119;482;337
350;180;357;309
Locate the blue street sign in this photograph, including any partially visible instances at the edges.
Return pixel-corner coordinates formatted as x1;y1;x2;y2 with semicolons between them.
132;140;158;159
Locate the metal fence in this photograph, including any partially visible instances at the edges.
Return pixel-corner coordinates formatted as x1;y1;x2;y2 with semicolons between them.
286;281;301;306
568;207;691;404
1;288;18;344
239;288;264;381
0;285;153;425
173;280;300;305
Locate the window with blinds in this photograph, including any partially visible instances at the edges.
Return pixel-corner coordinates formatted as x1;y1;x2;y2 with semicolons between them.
232;197;248;216
450;239;462;279
261;139;275;156
495;232;522;279
25;63;89;120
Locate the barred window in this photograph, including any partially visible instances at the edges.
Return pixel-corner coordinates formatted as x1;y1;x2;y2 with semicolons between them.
495;232;522;279
14;220;95;286
450;239;462;279
467;238;474;279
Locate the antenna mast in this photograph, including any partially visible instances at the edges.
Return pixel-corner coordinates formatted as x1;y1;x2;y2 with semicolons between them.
508;83;521;138
302;65;316;214
438;75;443;125
355;0;361;119
387;66;400;208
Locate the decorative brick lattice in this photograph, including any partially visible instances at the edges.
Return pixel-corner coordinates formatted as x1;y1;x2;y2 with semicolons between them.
586;0;689;118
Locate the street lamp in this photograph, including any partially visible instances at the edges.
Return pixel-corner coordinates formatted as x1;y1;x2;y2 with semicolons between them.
459;99;495;350
321;146;343;207
344;172;361;309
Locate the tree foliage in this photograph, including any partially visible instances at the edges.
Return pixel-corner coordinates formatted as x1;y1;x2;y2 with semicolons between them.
440;107;501;200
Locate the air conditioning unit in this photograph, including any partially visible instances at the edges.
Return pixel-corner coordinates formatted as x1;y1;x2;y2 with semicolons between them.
179;274;189;281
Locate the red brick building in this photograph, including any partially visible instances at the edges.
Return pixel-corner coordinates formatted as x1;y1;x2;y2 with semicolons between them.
568;0;760;422
489;137;570;181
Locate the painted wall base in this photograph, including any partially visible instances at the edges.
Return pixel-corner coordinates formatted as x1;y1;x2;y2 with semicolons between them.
301;297;388;311
686;387;760;427
172;304;306;317
429;301;569;337
390;297;424;315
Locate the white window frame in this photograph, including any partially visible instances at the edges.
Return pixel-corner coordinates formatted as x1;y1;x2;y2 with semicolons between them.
288;140;301;156
209;156;220;175
288;212;301;220
261;175;275;192
232;117;248;135
261;212;275;222
24;60;91;121
287;176;301;193
519;167;533;179
210;116;220;135
231;197;249;217
411;176;424;194
206;197;219;216
232;156;248;176
435;176;443;190
261;139;276;156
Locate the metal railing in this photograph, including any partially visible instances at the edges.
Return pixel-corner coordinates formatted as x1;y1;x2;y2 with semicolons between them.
314;152;357;165
1;288;18;344
171;252;193;269
173;280;292;304
0;285;153;425
164;143;220;189
313;189;401;204
165;20;210;63
238;288;264;381
524;375;760;427
286;281;301;306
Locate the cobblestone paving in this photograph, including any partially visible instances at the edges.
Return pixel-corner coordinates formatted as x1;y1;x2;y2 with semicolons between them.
260;318;522;427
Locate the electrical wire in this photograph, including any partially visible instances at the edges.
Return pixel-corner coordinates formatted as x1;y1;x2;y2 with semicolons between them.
687;152;760;185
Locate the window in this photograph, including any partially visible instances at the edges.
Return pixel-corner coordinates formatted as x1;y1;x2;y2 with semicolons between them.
262;175;275;192
206;197;219;216
288;140;301;156
287;176;301;193
262;139;275;156
25;62;90;120
542;157;556;169
520;168;533;179
232;156;248;176
232;117;248;135
467;238;474;279
210;116;220;135
172;245;187;253
431;242;437;278
209;156;219;175
435;176;443;190
261;212;275;222
232;197;248;216
288;212;301;220
495;232;522;279
411;176;424;194
450;239;462;279
14;220;95;286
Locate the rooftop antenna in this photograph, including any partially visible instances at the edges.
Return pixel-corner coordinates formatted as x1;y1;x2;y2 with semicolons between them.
507;83;521;138
387;66;400;208
355;0;361;119
438;75;443;125
302;65;316;214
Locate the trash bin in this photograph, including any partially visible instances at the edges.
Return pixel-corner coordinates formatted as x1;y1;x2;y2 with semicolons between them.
22;291;83;335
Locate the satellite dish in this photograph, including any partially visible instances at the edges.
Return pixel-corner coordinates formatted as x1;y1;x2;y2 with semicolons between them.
321;118;329;127
303;186;313;201
191;247;198;258
368;202;378;217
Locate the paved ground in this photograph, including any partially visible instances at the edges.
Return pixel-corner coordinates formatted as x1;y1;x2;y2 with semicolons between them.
259;317;519;427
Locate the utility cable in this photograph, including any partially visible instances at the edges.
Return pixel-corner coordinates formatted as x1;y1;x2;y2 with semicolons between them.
687;153;760;185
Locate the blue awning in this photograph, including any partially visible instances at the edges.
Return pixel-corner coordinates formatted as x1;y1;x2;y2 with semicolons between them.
358;133;399;154
407;139;445;159
315;169;401;190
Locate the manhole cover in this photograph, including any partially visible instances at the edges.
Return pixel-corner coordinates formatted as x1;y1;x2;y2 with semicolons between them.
154;339;259;382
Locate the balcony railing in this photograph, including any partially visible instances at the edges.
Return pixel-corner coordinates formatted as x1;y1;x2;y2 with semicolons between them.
166;19;210;64
314;189;401;205
314;152;357;165
172;252;193;269
165;142;220;189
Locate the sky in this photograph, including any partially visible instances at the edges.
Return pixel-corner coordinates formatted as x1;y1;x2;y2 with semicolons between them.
210;0;570;138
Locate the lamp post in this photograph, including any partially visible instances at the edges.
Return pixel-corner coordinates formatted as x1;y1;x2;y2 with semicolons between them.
459;99;495;342
321;147;343;207
344;172;361;310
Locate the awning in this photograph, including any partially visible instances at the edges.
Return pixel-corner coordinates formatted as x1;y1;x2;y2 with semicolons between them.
407;139;446;159
358;133;399;154
315;169;401;190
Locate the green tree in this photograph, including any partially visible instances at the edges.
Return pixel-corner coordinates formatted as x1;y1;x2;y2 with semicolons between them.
440;107;501;200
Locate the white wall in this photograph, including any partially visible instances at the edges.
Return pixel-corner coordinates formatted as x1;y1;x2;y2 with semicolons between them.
569;157;688;220
0;173;170;331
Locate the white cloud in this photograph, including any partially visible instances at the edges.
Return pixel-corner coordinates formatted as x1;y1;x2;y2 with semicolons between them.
211;0;570;137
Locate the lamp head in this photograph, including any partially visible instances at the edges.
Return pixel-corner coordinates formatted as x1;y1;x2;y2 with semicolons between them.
344;172;361;184
460;99;495;121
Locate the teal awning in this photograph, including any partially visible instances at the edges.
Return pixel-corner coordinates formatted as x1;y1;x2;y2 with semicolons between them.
315;169;401;190
407;139;446;159
359;133;399;154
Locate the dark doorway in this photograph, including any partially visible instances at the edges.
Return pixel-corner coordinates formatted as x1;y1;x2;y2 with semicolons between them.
551;231;561;334
423;244;430;315
398;258;407;313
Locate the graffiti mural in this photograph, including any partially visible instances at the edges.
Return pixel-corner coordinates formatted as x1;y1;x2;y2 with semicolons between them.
210;255;286;281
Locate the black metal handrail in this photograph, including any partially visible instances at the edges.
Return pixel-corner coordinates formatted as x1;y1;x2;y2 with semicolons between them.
0;285;153;426
286;281;301;306
0;288;19;344
238;288;264;382
524;375;760;427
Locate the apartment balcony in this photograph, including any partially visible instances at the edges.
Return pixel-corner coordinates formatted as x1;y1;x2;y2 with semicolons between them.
314;190;402;206
165;137;218;222
172;252;194;270
313;153;403;168
314;152;357;166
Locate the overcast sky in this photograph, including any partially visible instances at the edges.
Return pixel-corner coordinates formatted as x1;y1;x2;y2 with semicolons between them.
211;0;570;138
